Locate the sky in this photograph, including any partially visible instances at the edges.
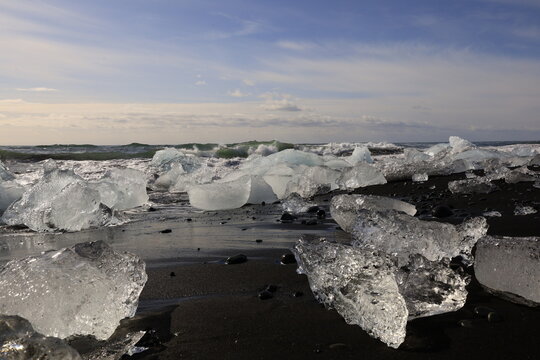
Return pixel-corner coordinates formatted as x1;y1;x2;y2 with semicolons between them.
1;0;540;145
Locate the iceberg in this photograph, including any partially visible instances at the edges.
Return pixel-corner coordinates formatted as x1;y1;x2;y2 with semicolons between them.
337;163;387;190
151;147;201;173
449;136;475;154
153;162;185;191
330;194;416;233
91;168;148;210
347;146;373;165
188;175;277;210
403;148;432;163
475;236;539;306
2;169;115;232
0;181;24;213
0;315;81;360
293;236;471;348
0;241;147;340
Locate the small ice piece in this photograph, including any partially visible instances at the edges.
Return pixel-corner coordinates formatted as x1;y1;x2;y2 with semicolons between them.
0;315;82;360
91;168;149;210
285;166;340;198
0;241;147;340
188;175;277;210
449;136;475;153
514;205;537;216
448;178;498;194
351;210;487;264
0;161;15;181
281;193;317;214
2;169;115;232
504;167;537;184
151;147;201;173
424;143;450;157
475;236;540;306
337;163;387;190
0;181;24;213
483;210;502;217
534;180;540;189
330;194;416;233
293;236;408;348
412;173;428;182
347;146;373;165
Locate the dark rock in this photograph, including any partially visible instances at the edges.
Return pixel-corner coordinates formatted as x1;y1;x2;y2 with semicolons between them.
241;228;247;231
186;218;192;222
265;285;278;293
160;229;172;234
169;272;176;277
255;239;263;243
306;219;318;225
280;212;295;223
488;312;503;323
261;201;266;206
258;290;273;300
307;206;320;213
197;248;200;251
292;291;304;297
316;209;326;219
220;221;227;225
432;205;454;218
225;254;247;265
458;319;474;328
148;206;157;212
474;306;495;318
281;253;297;265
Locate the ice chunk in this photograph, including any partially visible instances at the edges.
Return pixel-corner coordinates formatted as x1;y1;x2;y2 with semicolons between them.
330;194;416;233
475;236;540;306
0;161;15;181
337;163;387;190
285;166;340;198
0;181;24;213
483;210;502;217
424;143;450;157
403;148;431;163
281;193;317;214
0;315;81;360
0;241;147;340
514;205;537;216
153;162;185;191
188;175;277;210
151;147;201;173
262;164;296;199
293;236;408;348
504;167;537;184
449;136;475;153
351;210;487;264
347;146;373;165
91;168;148;210
2;169;115;232
448;178;498;194
412;173;428;182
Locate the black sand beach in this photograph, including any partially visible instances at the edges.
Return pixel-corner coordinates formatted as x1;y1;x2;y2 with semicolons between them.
102;168;540;359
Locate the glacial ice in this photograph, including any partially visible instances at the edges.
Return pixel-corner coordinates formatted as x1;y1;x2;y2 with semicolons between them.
0;161;15;181
262;164;296;199
351;210;487;264
153;162;185;191
403;148;432;163
293;236;471;348
0;181;24;213
412;173;428;182
281;193;317;214
0;241;147;340
151;147;201;173
0;315;81;360
285;166;340;198
330;194;416;233
1;169;115;232
449;136;475;153
91;168;148;210
188;175;277;210
448;178;498;194
504;167;537;184
514;205;537;216
347;146;373;165
337;163;387;190
475;236;539;306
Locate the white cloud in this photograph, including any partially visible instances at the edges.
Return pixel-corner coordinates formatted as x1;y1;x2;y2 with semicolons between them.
228;89;250;97
243;79;255;86
260;92;302;112
276;41;317;51
16;87;57;92
0;99;25;103
195;80;207;86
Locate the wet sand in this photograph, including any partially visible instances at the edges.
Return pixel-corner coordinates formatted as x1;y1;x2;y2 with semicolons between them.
105;169;539;359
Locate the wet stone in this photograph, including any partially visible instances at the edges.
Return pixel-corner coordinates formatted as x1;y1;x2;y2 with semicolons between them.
280;212;295;223
281;253;297;265
307;206;320;213
160;229;172;233
316;209;326;219
255;239;263;243
148;207;157;212
225;254;247;265
474;306;495;318
292;291;304;297
186;218;192;222
169;272;176;277
458;320;474;328
258;290;273;300
488;312;503;323
432;205;454;218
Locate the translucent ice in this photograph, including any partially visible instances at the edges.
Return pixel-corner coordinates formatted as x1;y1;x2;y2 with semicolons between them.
449;136;475;153
0;161;15;181
0;241;147;340
151;147;201;173
285;166;340;198
281;193;317;214
262;164;296;199
504;167;537;184
330;194;416;233
0;315;81;360
91;168;148;210
448;178;498;194
347;146;373;165
412;173;428;182
351;210;487;264
475;236;539;306
0;181;24;213
2;169;115;232
337;163;387;190
403;148;431;163
153;162;185;191
188;175;277;210
514;205;537;216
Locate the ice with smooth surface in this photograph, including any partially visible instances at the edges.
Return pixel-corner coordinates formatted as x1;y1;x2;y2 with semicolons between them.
281;193;317;214
293;236;471;348
91;168;148;210
0;315;81;360
347;146;373;165
337;163;387;190
504;167;537;184
1;169;115;232
188;175;277;210
514;205;537;216
153;162;185;191
330;194;416;233
0;161;15;181
403;148;431;163
0;181;24;213
285;166;340;198
262;164;296;199
412;173;428;182
475;236;539;306
351;210;487;264
0;241;147;340
448;178;498;194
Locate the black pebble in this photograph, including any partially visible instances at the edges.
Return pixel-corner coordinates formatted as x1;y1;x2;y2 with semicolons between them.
186;218;192;222
148;206;157;212
255;239;263;243
252;217;257;220
241;228;247;231
226;254;248;265
474;306;495;318
316;209;326;219
160;229;172;233
292;291;303;297
170;272;176;277
261;201;266;206
265;285;278;293
220;221;227;225
281;253;297;265
280;212;295;223
258;290;273;300
307;206;320;213
488;312;503;323
197;248;200;251
432;205;454;218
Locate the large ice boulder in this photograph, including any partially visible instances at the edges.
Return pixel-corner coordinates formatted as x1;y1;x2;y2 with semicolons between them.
188;175;277;210
0;314;82;359
293;236;470;348
91;168;148;210
2;169;115;232
330;194;416;233
0;181;24;213
449;136;475;154
262;164;296;199
475;236;539;306
347;146;373;165
285;166;340;198
0;241;147;340
337;163;387;190
151;147;201;172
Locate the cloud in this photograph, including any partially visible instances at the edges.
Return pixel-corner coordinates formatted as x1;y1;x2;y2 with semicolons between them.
276;41;316;51
243;79;255;86
228;89;250;97
195;80;206;86
260;92;302;112
16;87;57;92
0;99;25;103
206;13;264;39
